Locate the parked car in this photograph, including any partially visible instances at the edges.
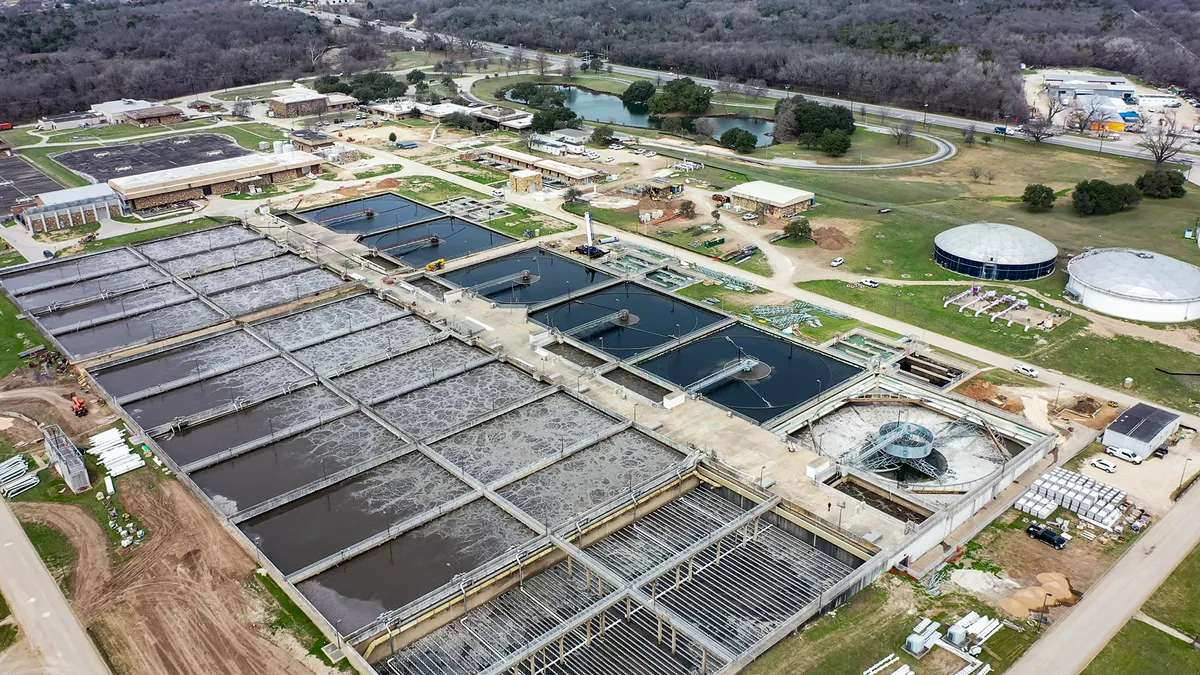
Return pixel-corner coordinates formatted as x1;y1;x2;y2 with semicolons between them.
1153;446;1170;459
741;213;758;221
1106;446;1143;465
859;278;880;288
491;189;505;198
1026;523;1068;550
1013;364;1040;379
877;208;894;214
1090;458;1118;474
645;151;658;157
830;257;845;267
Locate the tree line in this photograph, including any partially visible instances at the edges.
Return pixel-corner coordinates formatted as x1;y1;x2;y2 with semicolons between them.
0;0;390;124
356;0;1200;120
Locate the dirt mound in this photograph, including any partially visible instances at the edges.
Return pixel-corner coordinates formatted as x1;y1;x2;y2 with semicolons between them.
15;472;331;675
812;226;850;250
958;378;1024;414
374;177;400;189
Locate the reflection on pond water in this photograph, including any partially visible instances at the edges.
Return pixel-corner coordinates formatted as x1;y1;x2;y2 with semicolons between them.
507;85;776;147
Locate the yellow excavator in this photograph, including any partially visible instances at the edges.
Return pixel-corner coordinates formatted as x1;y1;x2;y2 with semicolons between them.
425;259;446;272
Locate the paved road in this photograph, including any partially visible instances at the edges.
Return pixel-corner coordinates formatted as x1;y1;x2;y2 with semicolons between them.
0;498;110;675
1007;481;1200;674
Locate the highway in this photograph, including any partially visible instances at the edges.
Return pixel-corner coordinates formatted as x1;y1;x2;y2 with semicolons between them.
292;7;1200;172
0;498;110;675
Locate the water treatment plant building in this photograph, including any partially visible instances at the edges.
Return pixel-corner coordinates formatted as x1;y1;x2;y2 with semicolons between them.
1066;248;1200;323
933;222;1058;281
0;221;1058;675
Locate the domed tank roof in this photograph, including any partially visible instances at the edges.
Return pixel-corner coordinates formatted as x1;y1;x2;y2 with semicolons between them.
934;223;1058;266
1068;248;1200;302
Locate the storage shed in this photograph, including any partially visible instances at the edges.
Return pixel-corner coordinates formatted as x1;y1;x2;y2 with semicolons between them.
1102;402;1181;458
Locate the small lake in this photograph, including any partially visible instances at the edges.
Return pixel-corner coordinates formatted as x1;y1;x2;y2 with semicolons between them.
508;85;776;147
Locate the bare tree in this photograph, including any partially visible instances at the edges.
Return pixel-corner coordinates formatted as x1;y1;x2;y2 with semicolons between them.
562;58;576;80
857;103;867;121
304;38;333;69
716;76;738;95
745;79;768;102
889;118;914;146
1023;115;1056;143
968;166;982;181
962;123;976;146
519;130;535;150
508;46;527;72
231;100;250;118
877;106;891;124
693;117;717;138
984;171;996;184
1072;96;1111;136
1139;113;1190;167
1043;93;1067;126
534;51;551;77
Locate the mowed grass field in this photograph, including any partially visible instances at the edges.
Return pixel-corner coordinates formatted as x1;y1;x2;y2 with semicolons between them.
1141;541;1200;638
1082;619;1200;675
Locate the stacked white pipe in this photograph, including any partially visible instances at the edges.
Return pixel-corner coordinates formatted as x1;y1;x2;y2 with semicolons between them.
1016;467;1125;530
87;428;144;479
0;455;38;499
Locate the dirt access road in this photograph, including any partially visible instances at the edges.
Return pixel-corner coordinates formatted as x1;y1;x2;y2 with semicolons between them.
12;471;335;675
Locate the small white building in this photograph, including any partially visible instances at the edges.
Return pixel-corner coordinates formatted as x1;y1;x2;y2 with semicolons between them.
530;135;569;156
90;99;160;124
36;111;104;131
1102;403;1181;458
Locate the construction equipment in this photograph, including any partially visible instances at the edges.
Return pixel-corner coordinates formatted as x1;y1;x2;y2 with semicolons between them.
70;395;88;417
425;259;446;272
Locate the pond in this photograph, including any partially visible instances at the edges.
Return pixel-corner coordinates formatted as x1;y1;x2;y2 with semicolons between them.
508;85;776;147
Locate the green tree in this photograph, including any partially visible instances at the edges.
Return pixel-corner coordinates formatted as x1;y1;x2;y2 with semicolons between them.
564;187;584;204
590;125;614;146
1136;169;1188;199
798;131;821;149
679;200;696;218
647;77;712;115
660;117;684;133
818;129;852;156
793;100;856;136
509;81;541;103
784;217;812;240
1072;180;1142;216
1021;184;1056;212
531;106;578;133
406;69;426;84
719;127;758;153
388;131;397;142
621;81;656;105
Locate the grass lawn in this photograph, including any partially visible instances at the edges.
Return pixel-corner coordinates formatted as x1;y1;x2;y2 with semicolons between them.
0;127;44;148
33;221;100;243
975;367;1051;389
213;123;290;150
562;201;640;228
1142;542;1200;637
483;204;573;239
0;586;9;621
390;176;483;203
0;250;28;269
17;145;96;188
0;292;47;378
676;281;768;316
249;573;353;672
724;248;774;277
354;164;404;180
1082;619;1200;675
390;50;444;71
46;118;218;144
800;280;1200;410
0;624;15;652
446;160;508;184
771;235;815;249
20;521;77;597
752;128;936;166
211;78;315;101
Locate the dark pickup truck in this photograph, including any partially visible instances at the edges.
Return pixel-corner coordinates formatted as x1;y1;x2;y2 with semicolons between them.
1026;523;1068;550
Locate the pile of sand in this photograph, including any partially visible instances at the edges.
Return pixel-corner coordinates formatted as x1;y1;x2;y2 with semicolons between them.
997;572;1075;618
950;569;1020;602
374;178;401;190
813;226;850;250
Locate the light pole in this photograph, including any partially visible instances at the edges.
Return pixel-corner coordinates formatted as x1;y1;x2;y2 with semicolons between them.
1180;457;1193;489
837;500;846;528
1054;382;1064;410
923;102;929;129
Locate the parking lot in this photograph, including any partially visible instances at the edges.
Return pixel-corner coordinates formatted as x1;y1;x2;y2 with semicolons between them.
0;155;65;213
54;133;251;183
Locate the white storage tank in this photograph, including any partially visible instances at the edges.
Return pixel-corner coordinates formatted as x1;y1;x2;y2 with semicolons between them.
273;140;284;153
1067;248;1200;323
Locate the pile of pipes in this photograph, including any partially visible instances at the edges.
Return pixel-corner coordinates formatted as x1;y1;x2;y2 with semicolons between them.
87;428;145;478
952;611;1005;646
751;299;852;330
863;653;912;675
0;455;38;499
1018;467;1126;530
903;618;942;657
